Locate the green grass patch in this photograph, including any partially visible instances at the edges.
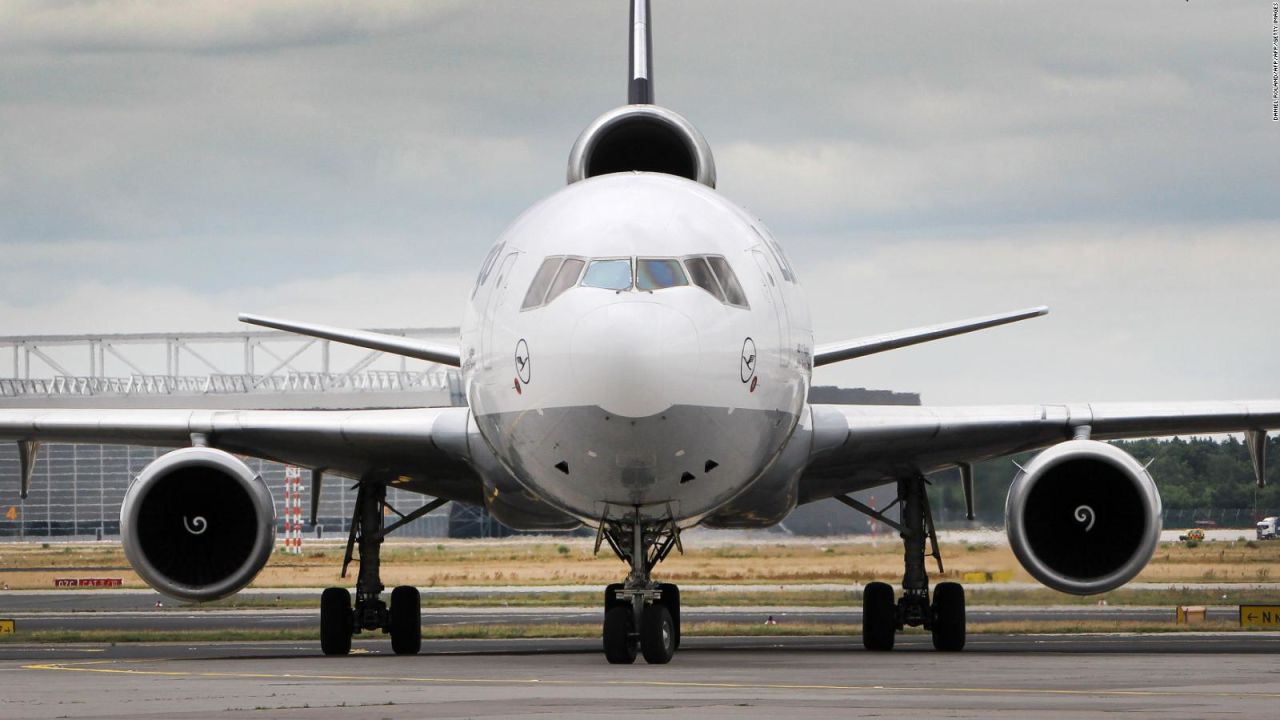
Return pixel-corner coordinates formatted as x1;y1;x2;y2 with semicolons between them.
0;620;1261;645
200;586;1280;611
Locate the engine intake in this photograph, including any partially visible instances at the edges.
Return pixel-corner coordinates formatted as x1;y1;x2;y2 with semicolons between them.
120;447;275;602
567;105;716;187
1005;440;1162;595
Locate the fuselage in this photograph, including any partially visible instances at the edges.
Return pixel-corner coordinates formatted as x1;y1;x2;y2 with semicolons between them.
461;173;813;526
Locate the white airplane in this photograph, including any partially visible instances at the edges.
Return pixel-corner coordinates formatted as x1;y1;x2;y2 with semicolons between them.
2;0;1277;665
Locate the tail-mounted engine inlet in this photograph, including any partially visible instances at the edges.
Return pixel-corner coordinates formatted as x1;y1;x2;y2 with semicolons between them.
567;105;716;188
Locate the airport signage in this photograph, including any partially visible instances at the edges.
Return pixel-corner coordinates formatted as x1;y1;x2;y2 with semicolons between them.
0;619;13;634
53;578;123;588
1238;604;1280;628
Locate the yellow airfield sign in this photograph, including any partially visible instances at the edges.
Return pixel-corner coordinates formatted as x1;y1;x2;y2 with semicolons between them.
1238;605;1280;628
0;619;14;634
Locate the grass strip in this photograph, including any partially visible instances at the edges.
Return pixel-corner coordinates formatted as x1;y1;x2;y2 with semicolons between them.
201;586;1280;610
0;620;1258;645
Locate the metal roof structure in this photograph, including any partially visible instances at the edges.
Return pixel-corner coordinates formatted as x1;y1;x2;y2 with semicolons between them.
0;327;463;409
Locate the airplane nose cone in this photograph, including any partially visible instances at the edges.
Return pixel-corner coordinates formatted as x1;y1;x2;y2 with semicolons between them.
571;301;700;417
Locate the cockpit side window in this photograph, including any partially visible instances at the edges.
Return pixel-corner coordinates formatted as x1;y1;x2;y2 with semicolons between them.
683;256;726;303
471;242;506;299
581;258;633;291
521;256;564;310
636;258;688;291
546;257;585;303
705;255;749;308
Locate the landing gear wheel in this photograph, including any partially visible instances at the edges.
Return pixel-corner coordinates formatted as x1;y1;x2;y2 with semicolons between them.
658;583;681;649
862;581;896;651
389;585;422;655
320;587;353;656
640;603;676;664
931;582;965;651
603;605;637;664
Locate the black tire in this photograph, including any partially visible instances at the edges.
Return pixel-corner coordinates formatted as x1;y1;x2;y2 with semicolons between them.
603;605;637;664
640;603;676;665
862;581;896;651
604;582;626;611
931;582;966;651
389;585;422;656
658;583;681;649
320;587;353;656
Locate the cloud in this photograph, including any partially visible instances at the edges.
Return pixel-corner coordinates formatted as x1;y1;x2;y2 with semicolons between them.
0;269;472;337
805;221;1280;405
0;1;1274;407
0;0;463;53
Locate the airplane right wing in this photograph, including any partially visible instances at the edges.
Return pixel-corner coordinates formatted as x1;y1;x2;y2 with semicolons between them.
799;400;1280;503
0;406;482;504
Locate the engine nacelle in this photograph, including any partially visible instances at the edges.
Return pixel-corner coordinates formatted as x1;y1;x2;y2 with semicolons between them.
567;105;716;187
1005;440;1162;595
120;447;276;602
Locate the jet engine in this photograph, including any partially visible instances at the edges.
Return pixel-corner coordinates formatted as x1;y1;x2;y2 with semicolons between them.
1004;439;1162;595
120;447;276;602
567;105;716;187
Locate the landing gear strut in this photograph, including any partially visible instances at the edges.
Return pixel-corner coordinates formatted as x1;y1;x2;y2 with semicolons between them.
598;507;682;664
847;475;966;652
319;475;424;656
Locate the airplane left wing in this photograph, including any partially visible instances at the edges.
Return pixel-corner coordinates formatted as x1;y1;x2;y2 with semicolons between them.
799;400;1280;503
0;406;482;504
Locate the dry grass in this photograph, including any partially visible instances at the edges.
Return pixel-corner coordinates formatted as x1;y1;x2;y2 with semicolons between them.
2;538;1278;591
0;619;1258;645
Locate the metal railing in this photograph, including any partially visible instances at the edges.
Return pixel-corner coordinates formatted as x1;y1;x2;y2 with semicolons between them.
0;370;455;398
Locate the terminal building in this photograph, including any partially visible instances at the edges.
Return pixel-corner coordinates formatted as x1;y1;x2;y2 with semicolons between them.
0;328;915;541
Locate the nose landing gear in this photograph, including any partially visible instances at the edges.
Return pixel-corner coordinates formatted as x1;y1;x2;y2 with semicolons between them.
597;508;683;664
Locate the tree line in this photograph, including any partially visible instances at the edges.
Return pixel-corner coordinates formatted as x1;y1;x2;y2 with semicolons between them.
932;436;1280;522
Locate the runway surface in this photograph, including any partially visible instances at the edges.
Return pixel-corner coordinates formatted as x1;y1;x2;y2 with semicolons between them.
0;590;1237;631
4;633;1280;719
0;604;1235;632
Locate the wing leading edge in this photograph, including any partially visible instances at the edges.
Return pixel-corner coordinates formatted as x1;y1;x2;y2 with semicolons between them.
0;406;482;505
799;400;1280;504
812;306;1048;367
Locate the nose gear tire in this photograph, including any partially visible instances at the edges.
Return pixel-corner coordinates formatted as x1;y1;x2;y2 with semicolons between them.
641;603;676;664
603;605;637;664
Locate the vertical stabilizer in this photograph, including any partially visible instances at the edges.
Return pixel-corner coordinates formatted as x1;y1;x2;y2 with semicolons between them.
628;0;653;104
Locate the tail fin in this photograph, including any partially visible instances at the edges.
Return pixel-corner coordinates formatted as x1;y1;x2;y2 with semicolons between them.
628;0;653;104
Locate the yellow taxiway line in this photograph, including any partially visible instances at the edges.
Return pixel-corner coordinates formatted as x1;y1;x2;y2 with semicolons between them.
20;658;1280;700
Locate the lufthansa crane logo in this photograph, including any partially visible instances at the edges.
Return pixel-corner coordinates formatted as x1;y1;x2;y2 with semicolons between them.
1074;505;1096;532
740;337;756;383
183;516;208;535
514;339;531;384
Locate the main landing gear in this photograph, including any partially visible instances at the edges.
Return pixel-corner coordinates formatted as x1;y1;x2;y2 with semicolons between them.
597;508;683;664
840;475;966;652
319;475;445;656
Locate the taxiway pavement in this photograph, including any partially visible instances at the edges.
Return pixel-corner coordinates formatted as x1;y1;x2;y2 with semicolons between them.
3;633;1279;719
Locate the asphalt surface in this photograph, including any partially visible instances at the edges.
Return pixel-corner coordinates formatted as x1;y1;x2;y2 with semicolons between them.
4;634;1280;719
1;589;1246;632
0;603;1238;632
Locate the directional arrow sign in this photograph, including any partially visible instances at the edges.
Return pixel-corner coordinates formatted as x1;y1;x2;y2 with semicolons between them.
1239;605;1280;628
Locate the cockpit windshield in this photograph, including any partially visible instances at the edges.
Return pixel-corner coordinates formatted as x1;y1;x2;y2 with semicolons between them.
636;258;688;290
581;259;632;291
520;254;748;310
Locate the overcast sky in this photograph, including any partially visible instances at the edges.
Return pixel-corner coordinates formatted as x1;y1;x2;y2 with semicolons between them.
0;1;1276;405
